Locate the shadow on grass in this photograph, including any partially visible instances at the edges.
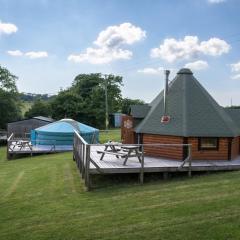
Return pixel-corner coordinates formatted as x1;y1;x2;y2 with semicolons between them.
89;171;217;191
0;141;7;146
7;151;71;161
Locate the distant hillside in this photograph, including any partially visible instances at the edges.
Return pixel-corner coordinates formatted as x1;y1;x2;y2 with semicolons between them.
20;101;33;116
20;93;56;102
19;93;56;117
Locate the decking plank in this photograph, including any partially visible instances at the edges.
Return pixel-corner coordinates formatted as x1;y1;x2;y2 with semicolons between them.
89;146;240;174
8;144;72;154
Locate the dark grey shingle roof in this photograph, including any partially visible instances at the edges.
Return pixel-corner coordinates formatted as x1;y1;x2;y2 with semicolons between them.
130;105;150;118
8;116;55;124
33;116;55;122
225;108;240;129
135;68;240;137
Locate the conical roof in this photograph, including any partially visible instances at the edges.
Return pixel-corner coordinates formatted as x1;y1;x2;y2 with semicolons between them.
135;68;240;137
225;108;240;129
35;118;98;134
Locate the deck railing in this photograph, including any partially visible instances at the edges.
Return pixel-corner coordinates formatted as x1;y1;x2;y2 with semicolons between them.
73;131;89;188
7;133;14;159
73;130;192;191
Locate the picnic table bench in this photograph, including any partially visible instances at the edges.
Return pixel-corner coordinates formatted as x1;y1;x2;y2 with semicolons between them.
9;140;33;151
97;143;142;165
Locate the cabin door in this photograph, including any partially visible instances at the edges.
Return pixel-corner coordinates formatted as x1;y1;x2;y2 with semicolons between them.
121;116;135;144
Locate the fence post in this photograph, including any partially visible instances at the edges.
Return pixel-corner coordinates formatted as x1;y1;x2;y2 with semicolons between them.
85;144;91;191
188;145;192;178
7;133;14;160
73;135;76;162
80;142;82;171
73;146;75;162
139;145;144;184
82;144;86;179
7;140;10;160
78;143;81;172
80;143;84;174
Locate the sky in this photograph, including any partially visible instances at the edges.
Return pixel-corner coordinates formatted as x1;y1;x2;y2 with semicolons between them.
0;0;240;106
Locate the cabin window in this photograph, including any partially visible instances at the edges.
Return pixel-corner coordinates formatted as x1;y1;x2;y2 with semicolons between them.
198;138;219;150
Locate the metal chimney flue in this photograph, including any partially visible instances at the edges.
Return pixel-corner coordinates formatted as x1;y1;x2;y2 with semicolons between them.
161;70;171;123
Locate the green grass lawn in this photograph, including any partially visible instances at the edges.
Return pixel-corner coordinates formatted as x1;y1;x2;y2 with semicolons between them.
1;147;240;240
99;129;121;143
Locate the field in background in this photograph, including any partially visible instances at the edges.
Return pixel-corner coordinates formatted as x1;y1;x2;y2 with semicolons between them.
99;129;121;143
1;147;240;239
20;101;33;116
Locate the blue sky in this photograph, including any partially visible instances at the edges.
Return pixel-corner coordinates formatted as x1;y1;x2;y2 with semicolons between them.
0;0;240;106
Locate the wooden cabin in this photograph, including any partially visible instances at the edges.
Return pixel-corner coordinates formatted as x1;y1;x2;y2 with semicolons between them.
121;68;240;160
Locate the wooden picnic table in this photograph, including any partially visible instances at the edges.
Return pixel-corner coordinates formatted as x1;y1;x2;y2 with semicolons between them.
19;140;32;150
11;140;33;151
99;142;121;160
97;143;142;165
121;145;142;165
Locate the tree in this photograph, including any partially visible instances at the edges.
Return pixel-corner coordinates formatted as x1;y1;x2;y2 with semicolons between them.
51;73;123;128
25;99;52;118
51;90;83;120
0;65;21;129
121;98;145;114
0;65;18;93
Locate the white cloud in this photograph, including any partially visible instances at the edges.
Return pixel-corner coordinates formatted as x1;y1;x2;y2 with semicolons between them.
7;50;48;59
68;47;132;64
25;51;48;59
208;0;226;4
231;74;240;80
94;22;146;48
68;22;146;64
200;38;230;56
137;67;164;75
0;20;18;35
7;50;23;56
151;36;230;62
230;61;240;72
230;61;240;80
184;60;209;71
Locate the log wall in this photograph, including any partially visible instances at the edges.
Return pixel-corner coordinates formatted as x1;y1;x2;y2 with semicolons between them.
143;134;184;160
231;137;240;160
187;137;228;160
143;134;239;160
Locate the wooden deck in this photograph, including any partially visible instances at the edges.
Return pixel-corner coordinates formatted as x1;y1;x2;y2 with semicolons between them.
7;133;73;159
72;132;240;190
89;146;240;174
7;144;72;158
